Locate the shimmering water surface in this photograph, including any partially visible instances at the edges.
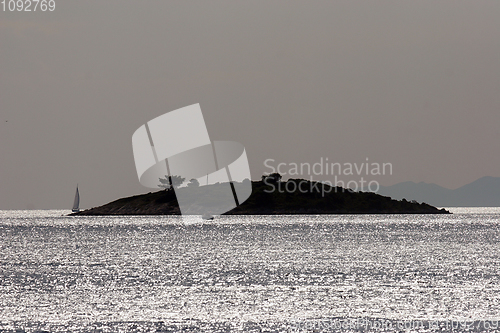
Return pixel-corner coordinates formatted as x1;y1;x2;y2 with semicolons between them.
1;209;500;332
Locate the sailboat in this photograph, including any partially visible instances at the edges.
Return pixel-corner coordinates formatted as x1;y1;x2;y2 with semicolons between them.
72;185;80;213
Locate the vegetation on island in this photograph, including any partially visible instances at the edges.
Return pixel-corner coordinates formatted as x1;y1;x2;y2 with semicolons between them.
71;173;450;216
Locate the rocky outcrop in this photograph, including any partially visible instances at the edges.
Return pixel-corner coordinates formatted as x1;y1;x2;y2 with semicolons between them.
72;179;450;216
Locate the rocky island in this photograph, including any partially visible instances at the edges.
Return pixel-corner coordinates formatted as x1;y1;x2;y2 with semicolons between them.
72;174;450;215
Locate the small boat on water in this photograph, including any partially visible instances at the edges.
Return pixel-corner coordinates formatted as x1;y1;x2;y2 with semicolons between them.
72;185;80;213
202;213;214;220
201;174;214;220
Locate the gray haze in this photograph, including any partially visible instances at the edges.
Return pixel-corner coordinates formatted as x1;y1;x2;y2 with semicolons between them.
1;1;499;209
377;176;500;207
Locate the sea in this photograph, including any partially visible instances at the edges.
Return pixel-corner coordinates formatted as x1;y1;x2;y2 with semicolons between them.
1;208;500;332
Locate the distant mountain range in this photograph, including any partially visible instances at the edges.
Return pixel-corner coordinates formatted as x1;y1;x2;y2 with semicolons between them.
375;176;500;207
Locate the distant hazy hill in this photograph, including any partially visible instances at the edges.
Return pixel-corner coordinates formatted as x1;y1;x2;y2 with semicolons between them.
376;176;500;207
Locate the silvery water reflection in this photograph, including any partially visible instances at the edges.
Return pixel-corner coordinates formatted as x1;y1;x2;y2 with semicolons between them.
0;209;499;332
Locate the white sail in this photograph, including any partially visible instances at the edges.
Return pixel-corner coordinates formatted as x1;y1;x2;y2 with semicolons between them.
72;186;80;212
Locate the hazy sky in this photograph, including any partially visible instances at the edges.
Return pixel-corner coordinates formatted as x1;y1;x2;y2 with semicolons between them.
1;0;499;209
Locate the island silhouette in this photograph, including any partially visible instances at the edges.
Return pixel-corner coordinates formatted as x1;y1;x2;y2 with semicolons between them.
71;174;450;215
